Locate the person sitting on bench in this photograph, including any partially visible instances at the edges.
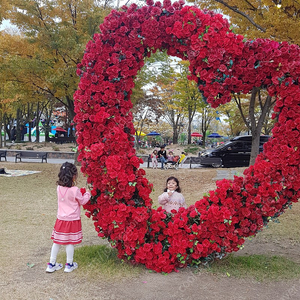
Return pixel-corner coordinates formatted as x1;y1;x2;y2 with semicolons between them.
167;151;176;165
157;145;167;169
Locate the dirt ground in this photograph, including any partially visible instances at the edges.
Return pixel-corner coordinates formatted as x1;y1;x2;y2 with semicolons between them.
1;158;300;300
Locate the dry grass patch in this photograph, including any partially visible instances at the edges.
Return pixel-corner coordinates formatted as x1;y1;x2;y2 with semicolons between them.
207;254;300;281
58;245;144;280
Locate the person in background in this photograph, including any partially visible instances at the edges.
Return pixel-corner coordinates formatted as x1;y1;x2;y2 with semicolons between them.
157;145;167;170
11;126;16;143
167;151;175;164
20;125;27;141
151;149;158;169
179;152;186;164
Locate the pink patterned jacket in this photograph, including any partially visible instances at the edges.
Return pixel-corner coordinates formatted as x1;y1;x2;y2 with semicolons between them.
158;191;187;213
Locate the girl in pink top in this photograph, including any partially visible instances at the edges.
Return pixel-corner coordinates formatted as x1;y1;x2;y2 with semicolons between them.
46;162;91;273
151;149;158;169
167;151;175;162
158;176;187;213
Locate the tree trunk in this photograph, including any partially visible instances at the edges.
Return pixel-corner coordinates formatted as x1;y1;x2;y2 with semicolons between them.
173;132;178;144
36;102;40;143
3;116;7;147
136;133;141;150
187;122;192;144
16;108;21;142
44;107;53;143
45;124;50;142
28;121;32;142
250;130;261;164
3;113;8;146
173;125;179;144
249;88;272;165
201;108;213;147
66;95;75;121
27;103;32;142
170;112;179;144
187;107;192;144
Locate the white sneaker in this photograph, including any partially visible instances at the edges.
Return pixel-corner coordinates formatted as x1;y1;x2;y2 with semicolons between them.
46;262;63;273
64;262;78;273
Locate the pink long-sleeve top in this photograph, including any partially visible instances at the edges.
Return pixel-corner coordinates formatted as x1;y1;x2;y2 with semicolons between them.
158;191;187;213
167;155;174;162
56;186;91;221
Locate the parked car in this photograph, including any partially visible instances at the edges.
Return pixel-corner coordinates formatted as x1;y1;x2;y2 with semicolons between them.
199;135;271;168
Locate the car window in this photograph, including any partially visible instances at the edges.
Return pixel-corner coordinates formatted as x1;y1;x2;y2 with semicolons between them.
231;142;244;150
216;141;231;149
244;142;252;150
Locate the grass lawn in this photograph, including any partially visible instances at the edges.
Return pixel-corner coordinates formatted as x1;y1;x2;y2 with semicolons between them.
1;162;300;299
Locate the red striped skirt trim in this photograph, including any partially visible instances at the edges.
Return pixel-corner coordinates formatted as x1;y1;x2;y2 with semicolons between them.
51;219;83;245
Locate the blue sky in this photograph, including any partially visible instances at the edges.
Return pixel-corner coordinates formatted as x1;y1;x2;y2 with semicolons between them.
0;19;13;30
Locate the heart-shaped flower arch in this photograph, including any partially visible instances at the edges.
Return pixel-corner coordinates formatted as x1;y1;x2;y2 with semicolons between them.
74;0;300;273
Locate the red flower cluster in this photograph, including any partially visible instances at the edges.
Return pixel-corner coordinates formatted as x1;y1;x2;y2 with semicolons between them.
74;0;300;272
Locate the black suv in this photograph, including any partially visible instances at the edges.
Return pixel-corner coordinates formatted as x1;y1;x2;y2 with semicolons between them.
199;135;271;168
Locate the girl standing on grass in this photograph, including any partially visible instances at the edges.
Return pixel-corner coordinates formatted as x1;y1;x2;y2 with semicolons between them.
158;176;187;213
46;162;91;273
151;149;158;169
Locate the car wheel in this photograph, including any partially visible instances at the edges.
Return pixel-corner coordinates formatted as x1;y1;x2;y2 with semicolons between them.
212;159;223;168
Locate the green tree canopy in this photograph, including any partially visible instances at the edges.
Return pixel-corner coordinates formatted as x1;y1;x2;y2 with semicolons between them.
1;0;112;122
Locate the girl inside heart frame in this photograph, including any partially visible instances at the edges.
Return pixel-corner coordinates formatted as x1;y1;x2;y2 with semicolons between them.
74;0;300;273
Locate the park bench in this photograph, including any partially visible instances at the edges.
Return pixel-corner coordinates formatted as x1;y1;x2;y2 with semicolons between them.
137;155;152;168
15;151;48;163
138;155;204;169
0;150;7;161
148;155;203;169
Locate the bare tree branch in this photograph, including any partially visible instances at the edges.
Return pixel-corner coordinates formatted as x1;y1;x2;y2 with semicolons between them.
243;0;256;10
214;0;267;32
257;94;272;130
249;87;258;133
233;94;250;130
258;89;263;111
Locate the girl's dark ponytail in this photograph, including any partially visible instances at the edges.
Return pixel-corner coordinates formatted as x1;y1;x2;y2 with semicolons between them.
57;162;78;187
